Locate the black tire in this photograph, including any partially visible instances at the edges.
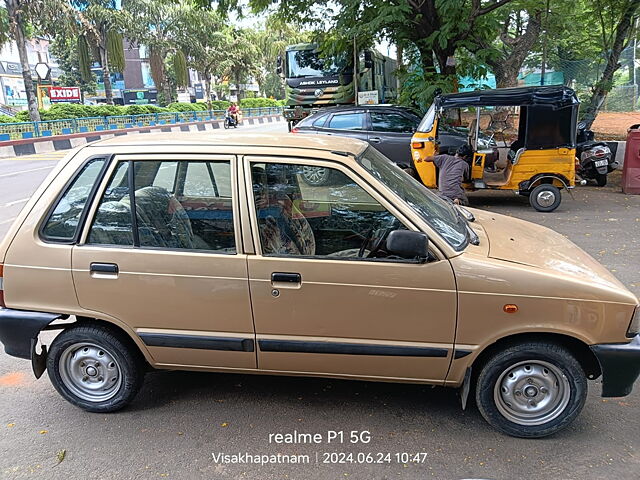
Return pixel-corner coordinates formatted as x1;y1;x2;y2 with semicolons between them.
529;184;561;212
47;324;145;413
595;173;607;187
301;166;333;186
223;118;230;129
475;342;587;438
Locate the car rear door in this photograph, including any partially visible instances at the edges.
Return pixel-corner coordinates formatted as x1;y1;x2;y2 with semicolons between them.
367;110;418;167
71;154;256;370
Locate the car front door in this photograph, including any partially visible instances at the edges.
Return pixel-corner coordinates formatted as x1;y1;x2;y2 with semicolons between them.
72;154;256;370
367;111;418;167
243;156;457;382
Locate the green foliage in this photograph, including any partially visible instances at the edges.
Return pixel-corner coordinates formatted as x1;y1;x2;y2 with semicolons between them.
239;97;283;108
210;100;231;110
0;114;16;124
166;102;205;112
173;50;189;89
77;36;93;83
123;104;168;115
107;30;125;73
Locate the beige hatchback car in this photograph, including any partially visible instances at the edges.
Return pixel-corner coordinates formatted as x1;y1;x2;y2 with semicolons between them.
0;133;639;438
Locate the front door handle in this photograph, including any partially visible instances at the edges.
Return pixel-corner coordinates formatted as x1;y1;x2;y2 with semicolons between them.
369;137;381;143
271;272;301;284
90;262;119;277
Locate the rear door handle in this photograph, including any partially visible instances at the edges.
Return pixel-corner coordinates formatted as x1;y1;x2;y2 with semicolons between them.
271;272;301;284
370;137;381;143
90;262;119;277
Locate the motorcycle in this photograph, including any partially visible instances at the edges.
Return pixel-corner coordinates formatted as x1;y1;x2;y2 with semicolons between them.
575;121;617;187
224;111;240;129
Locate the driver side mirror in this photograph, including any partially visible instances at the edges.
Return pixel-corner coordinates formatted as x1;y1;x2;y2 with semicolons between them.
386;230;429;261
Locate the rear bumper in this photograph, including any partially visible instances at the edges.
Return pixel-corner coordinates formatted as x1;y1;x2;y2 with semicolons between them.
0;308;65;359
590;335;640;397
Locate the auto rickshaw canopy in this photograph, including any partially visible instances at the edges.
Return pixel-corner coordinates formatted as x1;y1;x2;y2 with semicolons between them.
434;86;579;110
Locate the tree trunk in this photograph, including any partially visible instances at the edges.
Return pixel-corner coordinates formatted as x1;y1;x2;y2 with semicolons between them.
203;73;212;111
7;0;40;122
582;0;640;129
99;26;114;105
162;79;173;106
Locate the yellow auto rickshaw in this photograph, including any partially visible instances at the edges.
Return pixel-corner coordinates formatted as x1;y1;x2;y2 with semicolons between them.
410;86;580;212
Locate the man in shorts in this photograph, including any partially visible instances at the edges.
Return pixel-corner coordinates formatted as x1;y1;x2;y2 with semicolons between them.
417;144;472;205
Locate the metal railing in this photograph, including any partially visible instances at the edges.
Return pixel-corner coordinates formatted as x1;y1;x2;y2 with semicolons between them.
0;107;283;141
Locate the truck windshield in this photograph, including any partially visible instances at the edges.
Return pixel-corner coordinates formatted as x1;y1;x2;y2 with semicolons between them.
287;50;352;78
358;147;469;251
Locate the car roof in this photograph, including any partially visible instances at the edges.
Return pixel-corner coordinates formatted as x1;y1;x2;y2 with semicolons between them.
309;104;416;114
86;132;369;156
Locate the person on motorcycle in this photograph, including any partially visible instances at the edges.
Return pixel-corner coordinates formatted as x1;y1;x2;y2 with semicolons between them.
227;103;239;125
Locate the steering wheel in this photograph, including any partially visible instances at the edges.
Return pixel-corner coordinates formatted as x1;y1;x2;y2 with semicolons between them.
357;226;375;258
365;218;401;259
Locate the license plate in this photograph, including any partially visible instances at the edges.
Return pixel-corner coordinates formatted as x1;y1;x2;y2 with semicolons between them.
594;159;608;167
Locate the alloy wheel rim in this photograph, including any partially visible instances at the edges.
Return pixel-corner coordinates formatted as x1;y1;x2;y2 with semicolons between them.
59;342;122;402
536;190;556;207
494;360;571;426
302;166;328;184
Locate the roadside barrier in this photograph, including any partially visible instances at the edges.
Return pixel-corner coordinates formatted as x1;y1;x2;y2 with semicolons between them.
0;113;286;158
0;107;283;141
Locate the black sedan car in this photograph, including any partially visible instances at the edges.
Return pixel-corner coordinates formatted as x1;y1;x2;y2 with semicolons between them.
292;105;496;185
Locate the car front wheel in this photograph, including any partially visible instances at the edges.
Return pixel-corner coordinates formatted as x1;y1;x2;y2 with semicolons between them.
47;324;145;413
475;342;587;438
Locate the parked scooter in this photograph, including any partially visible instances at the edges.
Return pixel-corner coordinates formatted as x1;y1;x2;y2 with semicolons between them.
576;121;617;187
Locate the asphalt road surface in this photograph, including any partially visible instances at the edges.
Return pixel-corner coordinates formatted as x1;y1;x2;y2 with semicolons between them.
1;130;639;479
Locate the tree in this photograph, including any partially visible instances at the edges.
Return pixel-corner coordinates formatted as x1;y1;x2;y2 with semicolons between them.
224;29;261;100
125;0;185;105
176;7;232;109
581;0;640;127
471;5;543;87
71;1;127;105
49;36;97;97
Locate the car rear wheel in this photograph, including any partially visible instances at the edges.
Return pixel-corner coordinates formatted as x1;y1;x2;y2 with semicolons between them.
301;166;333;186
47;324;144;413
529;184;561;212
475;342;587;438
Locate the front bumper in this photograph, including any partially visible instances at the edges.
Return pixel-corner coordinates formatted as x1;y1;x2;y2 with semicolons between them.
590;334;640;397
0;308;65;359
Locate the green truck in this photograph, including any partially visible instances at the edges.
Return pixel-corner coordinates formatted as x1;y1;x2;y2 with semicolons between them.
279;43;398;130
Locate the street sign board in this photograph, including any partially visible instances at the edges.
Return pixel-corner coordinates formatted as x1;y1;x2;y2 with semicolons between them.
49;86;81;103
34;62;51;81
122;88;158;105
357;90;379;105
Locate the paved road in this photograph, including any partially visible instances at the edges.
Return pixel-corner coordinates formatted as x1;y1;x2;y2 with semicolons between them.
1;133;639;479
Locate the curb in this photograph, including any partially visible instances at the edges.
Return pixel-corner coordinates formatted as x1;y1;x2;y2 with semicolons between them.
0;114;285;159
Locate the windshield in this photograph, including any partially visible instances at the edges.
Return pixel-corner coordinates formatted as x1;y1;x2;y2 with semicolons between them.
287;49;352;78
358;147;469;250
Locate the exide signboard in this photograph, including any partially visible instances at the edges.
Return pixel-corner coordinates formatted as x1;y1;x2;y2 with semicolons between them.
49;86;81;103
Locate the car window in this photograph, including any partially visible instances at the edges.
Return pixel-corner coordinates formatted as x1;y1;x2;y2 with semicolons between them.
88;160;235;253
312;114;329;128
152;161;177;191
370;112;417;133
41;157;107;242
327;112;365;130
250;161;409;260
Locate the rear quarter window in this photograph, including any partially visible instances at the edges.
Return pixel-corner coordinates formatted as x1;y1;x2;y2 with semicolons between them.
40;157;107;242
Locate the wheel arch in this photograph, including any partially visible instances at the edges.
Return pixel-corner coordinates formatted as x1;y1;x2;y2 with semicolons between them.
471;332;601;381
56;316;154;367
520;173;571;192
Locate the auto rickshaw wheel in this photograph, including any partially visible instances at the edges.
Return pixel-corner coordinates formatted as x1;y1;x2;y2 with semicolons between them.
529;184;561;212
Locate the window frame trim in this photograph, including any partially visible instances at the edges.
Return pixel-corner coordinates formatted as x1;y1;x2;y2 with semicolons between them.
242;155;429;262
38;155;112;245
78;154;242;255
